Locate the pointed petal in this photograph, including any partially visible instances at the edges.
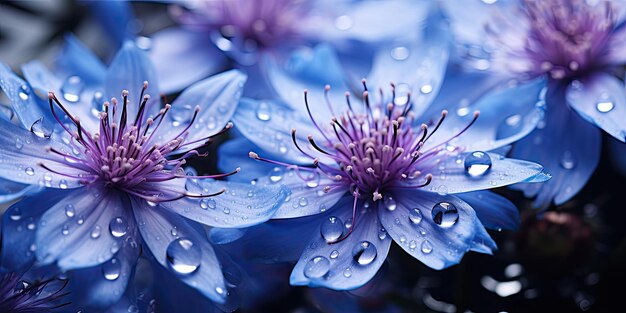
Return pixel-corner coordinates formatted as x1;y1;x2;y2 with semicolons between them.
290;196;392;290
456;191;520;231
379;189;496;270
132;198;227;303
36;185;131;270
88;0;134;46
149;28;227;93
57;34;106;86
162;179;289;228
566;72;626;142
510;91;601;208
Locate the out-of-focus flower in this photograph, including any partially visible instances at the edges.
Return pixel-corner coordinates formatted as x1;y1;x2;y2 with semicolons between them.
0;36;288;309
0;270;68;312
441;0;626;208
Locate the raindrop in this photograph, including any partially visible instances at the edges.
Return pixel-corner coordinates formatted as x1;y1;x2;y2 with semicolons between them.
298;197;308;207
409;240;418;250
432;202;459;228
352;241;377;265
65;204;75;218
18;85;30;101
102;258;121;280
30;119;51;138
169;104;193;124
25;167;35;176
90;225;102;239
320;216;344;242
335;15;353;30
464;151;492;177
596;96;615;113
255;102;271;121
109;217;129;238
14;280;30;293
560;151;576;170
15;138;24;150
384;196;397;211
421;240;433;254
62;224;70;235
223;208;230;214
409;208;423;224
390;46;410;61
166;238;202;274
9;207;21;221
215;286;225;295
420;84;433;94
330;250;339;259
269;167;284;182
343;268;352;278
304;256;330;278
91;91;105;117
378;227;387;240
61;76;85;103
200;198;217;210
305;171;320;188
58;180;68;189
393;83;411;105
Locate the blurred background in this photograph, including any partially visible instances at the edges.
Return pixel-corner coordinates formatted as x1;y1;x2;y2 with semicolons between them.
1;1;625;312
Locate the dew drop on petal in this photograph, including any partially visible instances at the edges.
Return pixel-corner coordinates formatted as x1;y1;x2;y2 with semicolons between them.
109;217;129;238
305;171;320;188
330;250;339;259
390;46;410;61
378;227;387;240
464;151;492;177
166;238;202;274
320;216;343;242
303;256;330;278
18;84;30;101
25;167;35;176
90;225;102;239
269;167;284;182
62;224;70;236
596;96;615;113
421;240;433;254
409;208;423;224
61;75;84;103
255;101;271;121
384;196;397;211
102;258;121;280
432;202;459;228
58;180;68;189
298;197;308;207
335;15;353;30
352;241;377;265
9;207;21;221
200;198;216;210
343;267;352;278
65;204;75;218
560;150;576;170
30;119;51;138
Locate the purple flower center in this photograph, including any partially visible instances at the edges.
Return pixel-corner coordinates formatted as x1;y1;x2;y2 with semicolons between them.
44;82;235;202
498;0;616;79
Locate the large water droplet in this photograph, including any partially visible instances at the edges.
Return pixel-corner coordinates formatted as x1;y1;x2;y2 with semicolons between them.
384;196;397;211
169;104;194;125
421;240;433;254
30;119;51;138
255;102;271;121
352;241;377;265
61;76;84;103
464;151;492;177
166;238;202;274
596;96;615;113
320;216;344;242
109;217;129;238
18;84;30;101
304;256;330;278
269;167;284;183
432;202;459;228
409;208;423;224
390;46;410;61
102;258;121;280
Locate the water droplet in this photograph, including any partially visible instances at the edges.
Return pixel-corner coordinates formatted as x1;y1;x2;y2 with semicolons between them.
305;171;320;188
352;241;377;265
298;197;308;207
432;202;459;228
303;256;330;278
15;138;24;150
343;267;353;278
65;204;75;218
596;97;614;113
200;198;217;210
109;217;128;238
14;280;30;293
560;151;576;170
18;84;30;101
335;15;353;30
320;216;344;242
62;224;70;235
378;227;387;240
91;91;105;117
90;225;102;239
169;104;194;124
330;250;339;259
384;196;397;211
30;119;51;138
215;286;225;295
255;101;271;121
268;167;284;183
421;240;433;254
61;76;84;103
9;207;21;221
409;240;418;250
409;208;423;224
25;167;35;176
222;208;230;214
166;238;202;274
102;258;121;280
390;46;410;61
135;36;152;50
420;84;433;94
58;180;68;189
464;151;492;177
393;83;411;105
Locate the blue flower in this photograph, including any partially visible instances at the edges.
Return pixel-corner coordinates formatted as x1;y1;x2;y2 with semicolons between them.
0;36;288;308
112;0;431;94
441;0;626;208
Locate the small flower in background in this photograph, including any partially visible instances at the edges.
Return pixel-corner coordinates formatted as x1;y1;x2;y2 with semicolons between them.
0;36;288;310
0;270;69;312
440;0;626;209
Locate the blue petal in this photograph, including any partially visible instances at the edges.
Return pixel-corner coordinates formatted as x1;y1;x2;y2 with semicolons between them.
217;136;274;182
232;97;323;164
67;231;139;311
158;69;246;153
162;179;289;228
208;228;248;245
379;189;496;270
456;191;520;230
566;72;626;142
132;198;227;303
0;177;36;203
149;28;227;93
0;189;67;271
88;0;135;47
0;117;87;188
105;41;159;115
510;90;601;208
424;79;546;152
422;152;546;194
36;185;131;270
0;62;55;133
290;196;392;290
56;34;106;86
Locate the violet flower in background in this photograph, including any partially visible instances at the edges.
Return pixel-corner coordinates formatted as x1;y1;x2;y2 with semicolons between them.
441;0;626;208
